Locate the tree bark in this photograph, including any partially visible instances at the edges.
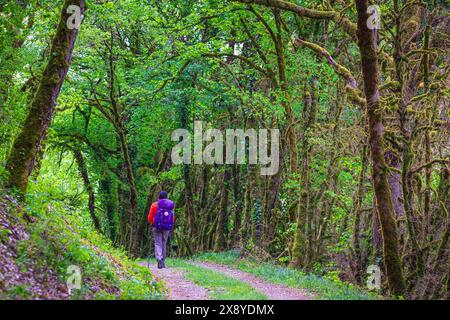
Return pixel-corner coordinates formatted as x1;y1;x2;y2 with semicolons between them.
72;148;101;232
353;144;368;285
182;163;196;249
214;165;231;251
231;164;243;246
5;0;85;193
99;174;117;243
354;0;406;296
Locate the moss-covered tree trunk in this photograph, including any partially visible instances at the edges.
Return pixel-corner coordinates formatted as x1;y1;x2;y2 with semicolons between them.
354;0;406;296
268;8;301;268
89;35;140;257
290;80;318;268
353;143;368;285
115;126;139;256
304;79;318;269
178;93;195;255
182;162;195;250
231;164;243;247
214;165;231;251
99;174;117;243
72;148;101;232
5;0;85;193
240;167;255;248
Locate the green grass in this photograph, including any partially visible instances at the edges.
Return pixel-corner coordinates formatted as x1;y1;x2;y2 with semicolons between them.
194;251;380;300
5;285;32;299
167;259;267;300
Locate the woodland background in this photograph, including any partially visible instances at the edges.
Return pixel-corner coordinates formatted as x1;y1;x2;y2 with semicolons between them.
0;0;449;299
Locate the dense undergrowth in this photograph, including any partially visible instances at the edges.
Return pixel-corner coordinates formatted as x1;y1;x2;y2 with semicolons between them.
0;192;165;300
194;251;380;300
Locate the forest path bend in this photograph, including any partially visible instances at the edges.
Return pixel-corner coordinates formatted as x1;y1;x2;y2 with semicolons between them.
190;261;312;300
144;262;210;300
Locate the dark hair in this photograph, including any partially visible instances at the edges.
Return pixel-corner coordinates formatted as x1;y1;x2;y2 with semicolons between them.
159;191;167;199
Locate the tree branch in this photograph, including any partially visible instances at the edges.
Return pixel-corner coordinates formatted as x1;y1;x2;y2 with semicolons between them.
231;0;357;39
292;37;365;104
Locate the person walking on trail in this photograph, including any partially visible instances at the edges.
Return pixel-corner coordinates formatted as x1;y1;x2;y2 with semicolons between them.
148;191;175;269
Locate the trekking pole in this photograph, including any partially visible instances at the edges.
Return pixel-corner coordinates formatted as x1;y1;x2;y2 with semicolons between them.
168;230;173;266
147;230;153;268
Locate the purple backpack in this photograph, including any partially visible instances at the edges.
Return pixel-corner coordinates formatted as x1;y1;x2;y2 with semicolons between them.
154;199;175;231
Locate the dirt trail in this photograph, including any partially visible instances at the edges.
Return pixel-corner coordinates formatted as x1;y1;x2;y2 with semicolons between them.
191;261;312;300
145;263;210;300
143;260;312;300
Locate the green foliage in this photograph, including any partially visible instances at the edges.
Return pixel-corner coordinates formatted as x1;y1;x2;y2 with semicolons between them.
5;285;31;299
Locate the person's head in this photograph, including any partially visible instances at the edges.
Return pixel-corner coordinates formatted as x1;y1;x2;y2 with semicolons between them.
159;190;168;199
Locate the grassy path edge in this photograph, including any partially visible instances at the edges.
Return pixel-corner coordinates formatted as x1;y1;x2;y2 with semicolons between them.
168;259;267;300
193;251;380;300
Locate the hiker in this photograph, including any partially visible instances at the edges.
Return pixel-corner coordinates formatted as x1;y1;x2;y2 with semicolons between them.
148;191;175;269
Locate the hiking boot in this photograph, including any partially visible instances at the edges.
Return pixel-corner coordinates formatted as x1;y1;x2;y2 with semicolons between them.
162;259;166;268
157;259;163;269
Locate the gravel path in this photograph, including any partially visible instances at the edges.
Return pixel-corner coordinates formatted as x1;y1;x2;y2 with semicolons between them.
145;263;210;300
191;261;312;300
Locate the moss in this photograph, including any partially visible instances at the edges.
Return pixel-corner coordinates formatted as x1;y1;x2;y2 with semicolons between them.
355;0;406;296
4;0;86;193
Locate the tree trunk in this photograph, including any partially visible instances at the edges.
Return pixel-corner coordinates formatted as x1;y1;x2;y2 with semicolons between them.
353;144;368;285
231;164;243;246
72;148;101;232
214;165;231;251
354;0;406;296
182;162;196;249
290;80;316;268
304;79;318;269
117;126;139;256
99;174;117;243
5;0;85;193
105;36;140;257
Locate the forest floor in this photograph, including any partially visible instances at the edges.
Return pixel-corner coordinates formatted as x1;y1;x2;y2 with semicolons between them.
143;259;310;300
